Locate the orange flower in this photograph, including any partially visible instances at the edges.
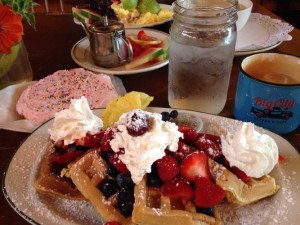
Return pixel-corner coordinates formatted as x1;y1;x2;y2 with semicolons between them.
0;4;24;54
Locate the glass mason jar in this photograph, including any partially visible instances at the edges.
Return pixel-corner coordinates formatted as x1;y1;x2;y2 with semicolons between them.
168;0;238;114
0;40;33;90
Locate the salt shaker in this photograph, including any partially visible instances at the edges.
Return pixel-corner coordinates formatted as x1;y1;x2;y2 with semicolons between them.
168;0;238;114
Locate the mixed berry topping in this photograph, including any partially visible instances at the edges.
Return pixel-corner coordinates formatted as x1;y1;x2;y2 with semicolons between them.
51;110;253;220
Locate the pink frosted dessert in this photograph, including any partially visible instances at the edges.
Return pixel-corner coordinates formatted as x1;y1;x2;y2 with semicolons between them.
16;68;122;123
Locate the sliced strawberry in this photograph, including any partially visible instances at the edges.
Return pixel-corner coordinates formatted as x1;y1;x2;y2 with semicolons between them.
53;151;81;166
180;152;210;181
178;126;198;144
137;30;153;41
109;151;130;174
198;133;221;144
194;176;225;208
75;131;104;148
162;176;194;201
195;135;222;160
157;155;179;181
220;156;250;183
170;141;195;163
230;166;250;183
101;128;115;151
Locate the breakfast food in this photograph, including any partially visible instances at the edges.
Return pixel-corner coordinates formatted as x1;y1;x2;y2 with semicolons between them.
34;92;152;199
111;0;173;26
34;92;280;225
16;68;124;123
72;0;173;27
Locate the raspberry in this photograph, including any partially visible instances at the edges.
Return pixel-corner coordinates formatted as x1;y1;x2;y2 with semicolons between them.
157;155;179;181
194;177;225;207
162;176;194;202
178;126;198;144
195;135;222;160
126;110;149;136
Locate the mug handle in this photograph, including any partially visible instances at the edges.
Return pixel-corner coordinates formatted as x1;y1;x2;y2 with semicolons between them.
115;36;133;63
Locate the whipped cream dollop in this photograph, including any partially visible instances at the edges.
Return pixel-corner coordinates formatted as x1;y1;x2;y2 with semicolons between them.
221;122;278;178
49;96;103;145
110;109;183;184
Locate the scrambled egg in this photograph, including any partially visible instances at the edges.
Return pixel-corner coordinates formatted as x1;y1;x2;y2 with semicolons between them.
111;3;173;25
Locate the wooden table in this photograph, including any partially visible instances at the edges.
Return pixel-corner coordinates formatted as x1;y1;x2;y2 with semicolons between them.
0;4;299;225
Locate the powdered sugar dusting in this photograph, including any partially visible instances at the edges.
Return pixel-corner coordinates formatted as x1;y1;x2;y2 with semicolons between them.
4;109;300;225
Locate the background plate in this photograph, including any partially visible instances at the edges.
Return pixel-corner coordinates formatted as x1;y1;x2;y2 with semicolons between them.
235;13;293;56
71;28;169;75
3;108;300;225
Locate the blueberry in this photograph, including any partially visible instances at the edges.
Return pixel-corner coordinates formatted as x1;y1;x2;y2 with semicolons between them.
196;207;214;216
99;178;119;198
117;202;133;217
101;151;113;163
116;173;134;189
170;110;179;119
161;112;171;121
106;164;120;178
146;172;162;187
117;188;134;203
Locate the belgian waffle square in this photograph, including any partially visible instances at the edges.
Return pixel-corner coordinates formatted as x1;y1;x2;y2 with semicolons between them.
64;149;132;225
132;177;221;225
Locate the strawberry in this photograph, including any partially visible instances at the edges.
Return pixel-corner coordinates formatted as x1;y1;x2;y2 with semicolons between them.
194;177;225;208
230;166;250;183
170;141;195;163
53;151;81;165
198;133;221;144
75;131;104;147
220;156;250;183
101;128;115;151
180;152;210;181
178;126;198;144
157;155;179;181
162;176;194;202
109;151;130;174
195;135;222;160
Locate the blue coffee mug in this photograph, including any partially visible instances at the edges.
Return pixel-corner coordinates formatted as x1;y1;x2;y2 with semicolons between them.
233;53;300;134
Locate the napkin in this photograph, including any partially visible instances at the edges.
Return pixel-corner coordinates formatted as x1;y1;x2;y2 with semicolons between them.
0;81;41;133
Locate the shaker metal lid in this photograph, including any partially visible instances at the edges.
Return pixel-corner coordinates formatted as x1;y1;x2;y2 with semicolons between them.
89;20;124;33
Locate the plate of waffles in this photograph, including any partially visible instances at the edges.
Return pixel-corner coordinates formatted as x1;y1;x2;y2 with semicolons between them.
3;107;300;225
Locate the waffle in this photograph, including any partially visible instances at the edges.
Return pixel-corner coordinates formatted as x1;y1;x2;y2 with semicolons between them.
34;141;84;199
65;150;221;225
132;177;220;225
208;159;280;206
64;149;132;225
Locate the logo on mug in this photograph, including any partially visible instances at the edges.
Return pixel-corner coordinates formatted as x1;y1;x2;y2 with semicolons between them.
251;97;294;121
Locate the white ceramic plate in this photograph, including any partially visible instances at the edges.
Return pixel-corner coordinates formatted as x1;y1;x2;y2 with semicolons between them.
235;13;294;56
122;4;173;28
73;4;173;28
71;28;169;75
3;108;300;225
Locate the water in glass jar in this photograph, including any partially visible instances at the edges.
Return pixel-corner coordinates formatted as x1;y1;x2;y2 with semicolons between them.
168;39;235;114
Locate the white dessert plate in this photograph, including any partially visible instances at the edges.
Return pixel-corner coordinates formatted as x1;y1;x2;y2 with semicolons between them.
73;4;173;28
3;108;300;225
71;28;169;75
235;13;294;56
